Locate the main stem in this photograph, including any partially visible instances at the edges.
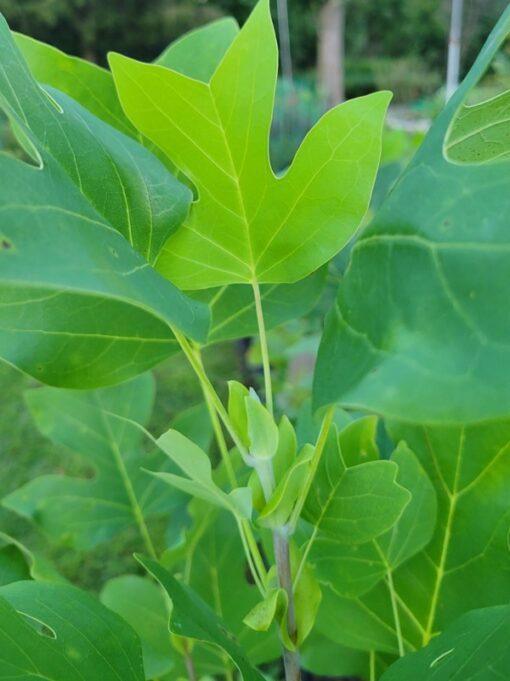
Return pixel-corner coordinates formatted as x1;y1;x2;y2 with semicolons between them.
251;280;301;681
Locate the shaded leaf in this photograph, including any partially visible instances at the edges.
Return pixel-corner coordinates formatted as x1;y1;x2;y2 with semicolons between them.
153;428;252;518
137;554;267;681
303;428;410;545
101;575;173;679
314;6;510;423
316;419;510;656
381;604;510;680
0;15;209;388
155;17;239;81
3;374;180;549
0;580;144;680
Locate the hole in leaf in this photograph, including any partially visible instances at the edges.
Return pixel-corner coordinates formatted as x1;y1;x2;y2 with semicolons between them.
20;612;57;639
0;237;13;251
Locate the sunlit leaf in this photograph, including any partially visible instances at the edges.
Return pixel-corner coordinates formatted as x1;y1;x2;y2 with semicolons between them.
110;0;389;289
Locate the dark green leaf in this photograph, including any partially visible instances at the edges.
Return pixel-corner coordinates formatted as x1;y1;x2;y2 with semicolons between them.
314;6;510;423
381;604;510;680
0;580;144;680
137;554;268;681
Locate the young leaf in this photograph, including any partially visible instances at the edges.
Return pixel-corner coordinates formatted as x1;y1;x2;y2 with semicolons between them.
312;442;437;598
315;418;510;656
101;575;174;679
109;0;390;289
314;5;510;423
380;604;510;680
2;374;182;549
302;428;411;545
245;394;279;460
137;554;268;681
153;428;252;518
0;581;144;680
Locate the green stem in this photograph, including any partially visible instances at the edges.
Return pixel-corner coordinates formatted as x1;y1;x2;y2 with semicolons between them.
173;331;267;593
192;344;238;489
172;328;249;458
289;405;335;533
249;287;300;681
100;408;157;559
387;568;405;657
370;651;376;681
251;280;273;414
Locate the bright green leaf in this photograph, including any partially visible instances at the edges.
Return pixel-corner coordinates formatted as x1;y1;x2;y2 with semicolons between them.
245;394;279;460
109;0;390;289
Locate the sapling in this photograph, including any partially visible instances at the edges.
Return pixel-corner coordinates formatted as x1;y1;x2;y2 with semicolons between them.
1;1;510;681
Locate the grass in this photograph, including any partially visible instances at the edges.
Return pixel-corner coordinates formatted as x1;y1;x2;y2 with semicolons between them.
0;342;240;591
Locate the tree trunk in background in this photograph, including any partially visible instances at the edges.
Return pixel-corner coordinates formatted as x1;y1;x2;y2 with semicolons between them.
277;0;294;84
446;0;464;100
318;0;345;108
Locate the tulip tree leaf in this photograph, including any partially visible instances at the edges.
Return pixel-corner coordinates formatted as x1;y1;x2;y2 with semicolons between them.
155;17;239;81
2;374;182;549
192;267;326;344
137;554;268;681
381;604;510;681
100;575;174;680
1;18;190;264
152;428;252;519
0;532;63;585
303;428;411;546
445;88;510;164
315;419;510;656
109;0;390;289
0;16;209;389
314;5;510;423
0;580;145;680
15;18;238;139
311;441;436;598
